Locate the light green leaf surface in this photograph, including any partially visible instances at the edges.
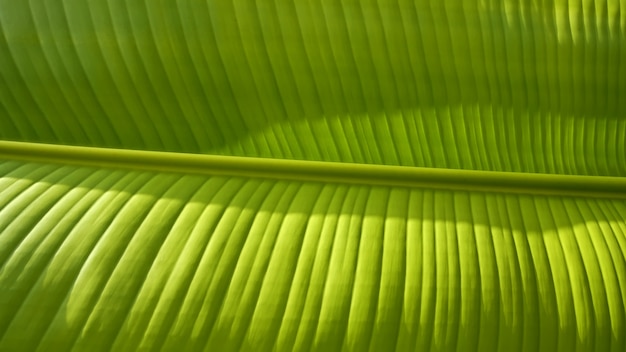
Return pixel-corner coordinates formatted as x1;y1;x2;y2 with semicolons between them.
1;1;626;351
1;161;626;352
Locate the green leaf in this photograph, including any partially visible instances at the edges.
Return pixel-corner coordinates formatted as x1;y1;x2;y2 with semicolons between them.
0;1;625;175
1;1;626;351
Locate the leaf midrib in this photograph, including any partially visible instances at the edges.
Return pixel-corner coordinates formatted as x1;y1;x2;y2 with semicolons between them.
1;140;625;199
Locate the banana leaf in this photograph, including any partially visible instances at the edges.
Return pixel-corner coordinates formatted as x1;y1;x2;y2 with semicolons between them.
1;1;625;351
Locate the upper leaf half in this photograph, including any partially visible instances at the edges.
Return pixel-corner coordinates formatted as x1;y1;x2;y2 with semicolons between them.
0;1;624;176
